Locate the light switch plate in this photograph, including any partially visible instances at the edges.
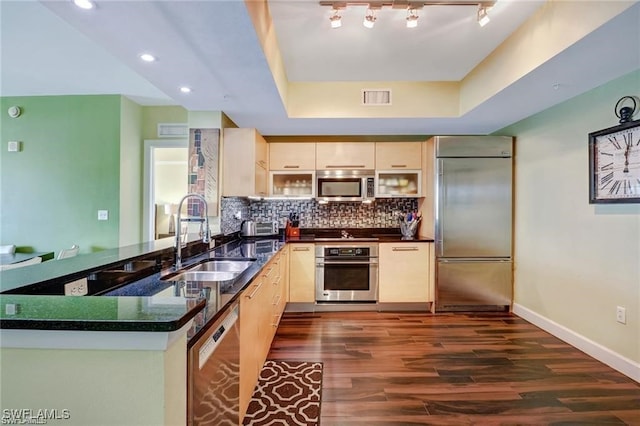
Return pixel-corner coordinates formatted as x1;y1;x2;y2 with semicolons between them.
98;210;109;221
8;141;21;152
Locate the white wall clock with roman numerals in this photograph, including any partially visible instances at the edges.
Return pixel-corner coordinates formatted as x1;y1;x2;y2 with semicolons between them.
589;118;640;203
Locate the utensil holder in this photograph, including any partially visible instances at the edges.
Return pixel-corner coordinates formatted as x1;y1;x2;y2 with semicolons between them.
400;221;419;239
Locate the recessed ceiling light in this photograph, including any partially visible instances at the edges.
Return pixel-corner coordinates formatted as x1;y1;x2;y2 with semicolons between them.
139;53;156;62
179;87;192;93
73;0;95;10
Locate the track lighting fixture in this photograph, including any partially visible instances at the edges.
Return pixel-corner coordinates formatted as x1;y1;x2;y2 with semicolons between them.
363;9;376;28
406;8;419;28
321;1;495;29
477;5;490;27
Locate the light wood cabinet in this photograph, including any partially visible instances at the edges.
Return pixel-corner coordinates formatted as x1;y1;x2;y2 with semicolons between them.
239;274;267;418
378;243;433;303
223;128;269;196
316;142;375;170
239;250;288;420
418;139;436;239
269;142;316;170
288;244;315;302
280;247;290;305
375;142;422;170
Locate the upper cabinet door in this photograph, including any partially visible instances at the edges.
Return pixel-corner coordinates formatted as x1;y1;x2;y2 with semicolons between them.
255;134;268;170
269;142;316;170
223;128;269;196
375;142;422;170
316;142;375;170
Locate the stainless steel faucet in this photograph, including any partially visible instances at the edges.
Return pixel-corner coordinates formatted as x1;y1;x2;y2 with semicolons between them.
175;193;211;270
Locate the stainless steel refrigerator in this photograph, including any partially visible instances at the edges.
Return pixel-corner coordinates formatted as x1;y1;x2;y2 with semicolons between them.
434;136;513;311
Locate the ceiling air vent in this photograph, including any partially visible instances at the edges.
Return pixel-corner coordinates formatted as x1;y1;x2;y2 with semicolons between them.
157;123;188;138
362;89;392;106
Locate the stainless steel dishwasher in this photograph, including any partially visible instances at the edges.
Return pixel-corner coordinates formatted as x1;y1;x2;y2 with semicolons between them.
188;301;240;425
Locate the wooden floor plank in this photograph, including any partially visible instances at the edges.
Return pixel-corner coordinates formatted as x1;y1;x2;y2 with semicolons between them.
267;311;640;424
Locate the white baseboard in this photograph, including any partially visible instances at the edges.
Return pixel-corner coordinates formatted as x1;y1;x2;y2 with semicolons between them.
512;303;640;383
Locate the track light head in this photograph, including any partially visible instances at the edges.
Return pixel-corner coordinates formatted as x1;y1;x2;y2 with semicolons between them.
477;5;490;27
363;9;376;28
329;9;342;28
406;8;419;28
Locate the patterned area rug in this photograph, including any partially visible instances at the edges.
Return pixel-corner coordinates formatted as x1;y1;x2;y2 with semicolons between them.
243;360;323;425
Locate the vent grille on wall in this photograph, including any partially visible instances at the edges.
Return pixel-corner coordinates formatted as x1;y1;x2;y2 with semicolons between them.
157;123;188;138
362;89;392;106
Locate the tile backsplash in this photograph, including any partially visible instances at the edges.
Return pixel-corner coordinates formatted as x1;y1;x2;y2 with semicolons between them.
220;197;418;234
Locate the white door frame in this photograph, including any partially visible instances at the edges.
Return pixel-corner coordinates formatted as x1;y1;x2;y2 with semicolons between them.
143;139;188;242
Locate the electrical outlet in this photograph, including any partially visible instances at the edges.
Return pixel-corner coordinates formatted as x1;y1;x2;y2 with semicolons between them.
616;306;626;324
64;279;88;296
98;210;109;221
5;303;18;315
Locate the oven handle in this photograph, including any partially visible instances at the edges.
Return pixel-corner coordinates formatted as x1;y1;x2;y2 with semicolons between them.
316;261;378;266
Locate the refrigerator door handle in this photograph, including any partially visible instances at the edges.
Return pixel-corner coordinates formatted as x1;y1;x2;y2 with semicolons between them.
436;159;444;257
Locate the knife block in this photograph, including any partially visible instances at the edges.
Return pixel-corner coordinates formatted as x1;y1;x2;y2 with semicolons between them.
286;221;300;237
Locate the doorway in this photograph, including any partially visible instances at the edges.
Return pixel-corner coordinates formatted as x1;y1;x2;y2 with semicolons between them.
143;140;188;242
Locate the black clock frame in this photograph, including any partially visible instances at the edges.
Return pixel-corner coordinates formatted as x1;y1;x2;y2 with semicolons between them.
588;119;640;204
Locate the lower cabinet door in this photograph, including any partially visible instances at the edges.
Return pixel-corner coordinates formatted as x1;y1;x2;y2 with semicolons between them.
378;243;430;303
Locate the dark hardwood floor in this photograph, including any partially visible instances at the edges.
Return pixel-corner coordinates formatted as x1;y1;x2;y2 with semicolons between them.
267;311;640;425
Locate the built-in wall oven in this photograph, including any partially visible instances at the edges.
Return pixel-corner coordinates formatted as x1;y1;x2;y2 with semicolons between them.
315;244;378;302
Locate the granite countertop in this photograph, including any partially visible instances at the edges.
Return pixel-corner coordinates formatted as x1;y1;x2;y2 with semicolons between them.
0;237;285;344
286;227;434;243
103;238;285;345
0;228;427;343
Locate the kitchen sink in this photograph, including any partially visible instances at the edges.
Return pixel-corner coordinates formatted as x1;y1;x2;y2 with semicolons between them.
162;259;255;282
163;270;239;282
188;260;255;273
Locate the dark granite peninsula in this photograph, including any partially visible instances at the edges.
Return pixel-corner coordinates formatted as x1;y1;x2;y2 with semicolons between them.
0;235;285;426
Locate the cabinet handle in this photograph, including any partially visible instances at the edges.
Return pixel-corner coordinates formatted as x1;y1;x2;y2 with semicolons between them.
246;281;262;299
263;267;275;279
391;164;407;168
273;276;282;285
326;165;365;168
392;246;419;251
272;313;281;327
273;294;281;306
283;165;300;169
293;247;310;251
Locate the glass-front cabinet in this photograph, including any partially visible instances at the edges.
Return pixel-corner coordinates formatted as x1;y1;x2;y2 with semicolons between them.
269;171;316;197
376;170;422;197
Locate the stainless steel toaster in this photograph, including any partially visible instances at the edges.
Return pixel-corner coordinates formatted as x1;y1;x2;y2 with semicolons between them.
240;220;279;237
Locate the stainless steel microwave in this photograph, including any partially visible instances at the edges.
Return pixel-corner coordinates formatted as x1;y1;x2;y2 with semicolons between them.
316;170;375;202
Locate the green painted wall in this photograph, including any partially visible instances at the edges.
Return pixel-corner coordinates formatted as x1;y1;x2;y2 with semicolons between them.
0;95;121;255
120;97;143;246
141;106;188;140
500;69;640;364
